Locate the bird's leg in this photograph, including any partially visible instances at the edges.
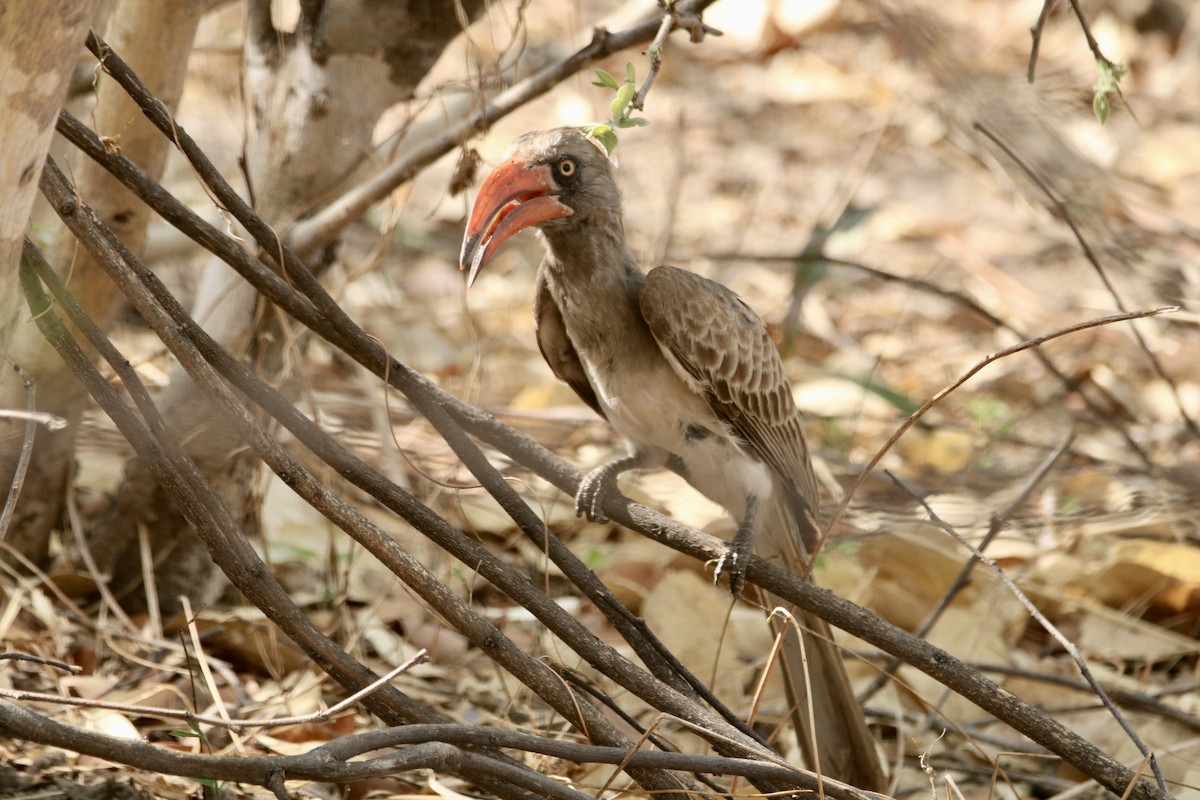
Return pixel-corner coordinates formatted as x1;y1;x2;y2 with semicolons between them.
576;452;646;523
715;494;758;597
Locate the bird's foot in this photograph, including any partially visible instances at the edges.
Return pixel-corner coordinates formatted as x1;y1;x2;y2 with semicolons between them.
714;526;754;597
575;454;643;522
576;463;617;523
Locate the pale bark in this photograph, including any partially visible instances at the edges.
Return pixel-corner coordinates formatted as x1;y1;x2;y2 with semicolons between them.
0;2;103;560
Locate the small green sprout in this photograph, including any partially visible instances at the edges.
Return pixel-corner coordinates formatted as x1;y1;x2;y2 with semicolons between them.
1092;58;1126;125
580;61;649;156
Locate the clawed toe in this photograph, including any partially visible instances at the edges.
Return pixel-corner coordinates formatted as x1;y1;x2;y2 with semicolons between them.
714;526;754;597
575;467;611;523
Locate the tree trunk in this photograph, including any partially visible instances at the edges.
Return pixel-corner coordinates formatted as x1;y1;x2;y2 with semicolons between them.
0;2;103;561
98;0;485;613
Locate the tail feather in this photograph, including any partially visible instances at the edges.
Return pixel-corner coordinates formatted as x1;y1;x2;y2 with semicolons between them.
756;497;887;791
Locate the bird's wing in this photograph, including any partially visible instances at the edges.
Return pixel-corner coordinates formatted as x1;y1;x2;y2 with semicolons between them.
639;266;820;547
534;263;606;420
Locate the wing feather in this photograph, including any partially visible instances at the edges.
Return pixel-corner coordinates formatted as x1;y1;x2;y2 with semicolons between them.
639;266;820;545
534;263;606;420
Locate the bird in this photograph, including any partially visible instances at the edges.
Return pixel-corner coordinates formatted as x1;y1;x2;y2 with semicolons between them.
459;127;885;790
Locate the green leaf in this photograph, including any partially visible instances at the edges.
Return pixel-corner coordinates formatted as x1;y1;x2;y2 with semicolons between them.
576;122;610;147
1094;58;1126;93
610;83;635;121
590;125;619;156
1091;58;1124;125
625;61;636;84
592;69;619;90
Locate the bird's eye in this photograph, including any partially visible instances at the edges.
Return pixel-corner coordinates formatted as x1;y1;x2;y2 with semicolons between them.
556;158;577;179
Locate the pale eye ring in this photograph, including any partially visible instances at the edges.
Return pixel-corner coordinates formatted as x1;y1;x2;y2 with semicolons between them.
556;158;577;178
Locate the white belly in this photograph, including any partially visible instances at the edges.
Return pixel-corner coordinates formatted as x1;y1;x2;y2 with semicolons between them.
582;357;776;521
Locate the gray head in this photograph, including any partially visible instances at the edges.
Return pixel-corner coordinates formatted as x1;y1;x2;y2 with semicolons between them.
459;127;623;284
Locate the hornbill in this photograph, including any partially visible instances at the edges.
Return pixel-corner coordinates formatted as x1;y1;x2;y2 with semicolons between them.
460;127;885;790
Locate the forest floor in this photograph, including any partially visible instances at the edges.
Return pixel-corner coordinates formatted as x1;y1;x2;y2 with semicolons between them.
4;0;1199;798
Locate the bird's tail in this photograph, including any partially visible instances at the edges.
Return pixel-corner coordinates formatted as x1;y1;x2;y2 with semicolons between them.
756;496;887;791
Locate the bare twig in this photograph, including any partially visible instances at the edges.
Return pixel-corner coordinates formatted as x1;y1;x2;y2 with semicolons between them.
0;364;56;542
858;433;1075;704
887;473;1168;794
710;251;1155;466
1026;0;1059;83
0;652;80;673
825;305;1176;539
0;408;68;429
1;653;429;732
966;663;1200;732
64;483;139;633
179;596;232;725
974;122;1195;438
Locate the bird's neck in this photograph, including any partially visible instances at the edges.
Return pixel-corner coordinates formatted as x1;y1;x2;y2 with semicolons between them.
540;221;644;304
539;221;654;356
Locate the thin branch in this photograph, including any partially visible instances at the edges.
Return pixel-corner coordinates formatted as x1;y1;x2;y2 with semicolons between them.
887;472;1168;795
823;305;1176;540
973;122;1196;439
858;433;1075;704
65;483;141;634
1;654;429;732
710;251;1155;467
0;364;50;542
0;652;80;674
632;10;676;112
0;408;68;429
1026;0;1058;83
966;663;1200;732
